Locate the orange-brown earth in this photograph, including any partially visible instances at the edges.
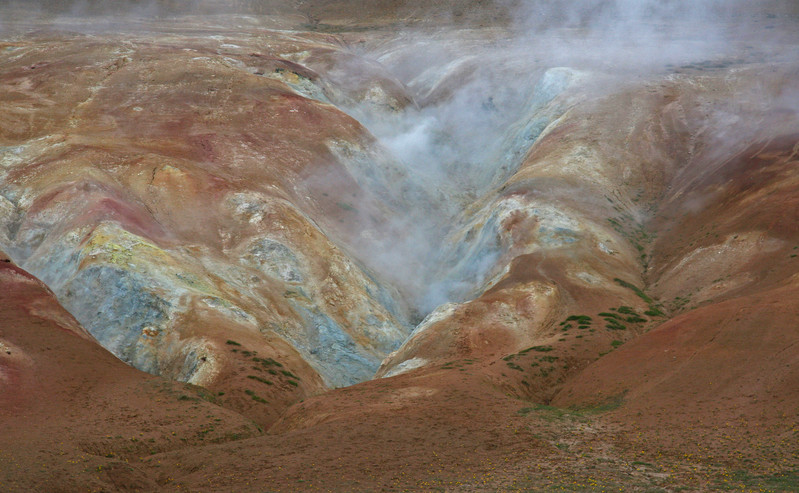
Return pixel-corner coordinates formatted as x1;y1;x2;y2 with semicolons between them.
0;254;262;492
1;1;799;491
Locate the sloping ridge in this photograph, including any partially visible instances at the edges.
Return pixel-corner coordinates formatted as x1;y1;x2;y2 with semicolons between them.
0;254;262;492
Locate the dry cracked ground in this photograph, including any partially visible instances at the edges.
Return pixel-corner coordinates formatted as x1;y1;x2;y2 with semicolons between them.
1;1;799;491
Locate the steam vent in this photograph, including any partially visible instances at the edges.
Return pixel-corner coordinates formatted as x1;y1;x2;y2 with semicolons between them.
1;1;799;490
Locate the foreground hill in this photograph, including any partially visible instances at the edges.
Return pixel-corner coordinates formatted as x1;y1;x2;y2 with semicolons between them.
0;255;261;491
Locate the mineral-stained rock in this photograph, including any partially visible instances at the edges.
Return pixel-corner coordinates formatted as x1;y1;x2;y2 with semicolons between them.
0;27;419;394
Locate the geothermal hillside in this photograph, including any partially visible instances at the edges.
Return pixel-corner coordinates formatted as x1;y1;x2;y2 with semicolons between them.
1;1;798;491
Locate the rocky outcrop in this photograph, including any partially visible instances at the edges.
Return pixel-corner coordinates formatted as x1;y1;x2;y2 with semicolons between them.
3;8;798;402
374;37;799;390
0;30;420;394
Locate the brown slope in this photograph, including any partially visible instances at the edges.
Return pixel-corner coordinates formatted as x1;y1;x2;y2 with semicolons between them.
550;127;799;478
551;282;799;481
122;365;671;492
555;131;799;414
554;281;799;426
0;255;261;492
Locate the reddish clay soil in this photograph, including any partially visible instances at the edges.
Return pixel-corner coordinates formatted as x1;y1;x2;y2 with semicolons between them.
2;248;796;491
0;256;261;492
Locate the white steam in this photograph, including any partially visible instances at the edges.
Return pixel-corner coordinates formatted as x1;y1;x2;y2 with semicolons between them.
2;0;797;320
321;0;799;317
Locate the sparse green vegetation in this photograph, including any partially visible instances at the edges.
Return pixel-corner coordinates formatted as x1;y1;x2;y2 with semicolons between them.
517;395;624;422
607;214;655;268
680;59;739;71
559;314;592;333
603;312;627;330
261;357;283;367
244;389;267;403
605;306;649;326
613;278;652;303
225;340;241;346
613;279;664;317
518;404;578;421
715;469;799;491
441;358;477;370
247;375;273;385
